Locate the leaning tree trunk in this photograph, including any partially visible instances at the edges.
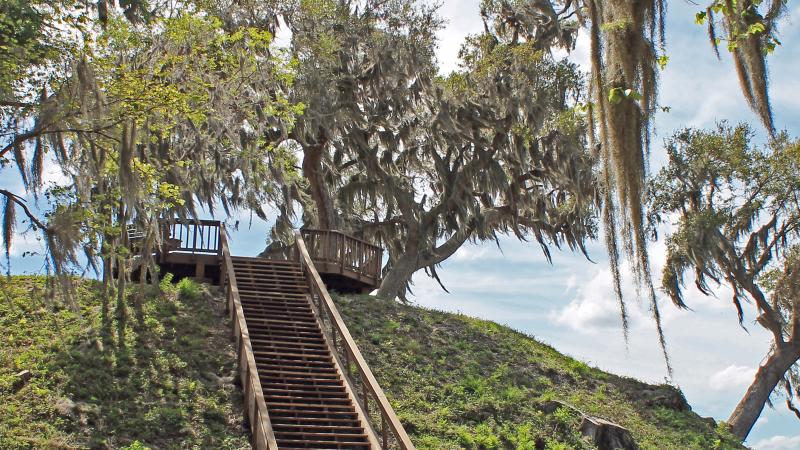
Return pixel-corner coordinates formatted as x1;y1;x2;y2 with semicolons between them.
376;228;472;300
376;251;420;300
302;143;336;230
728;344;800;440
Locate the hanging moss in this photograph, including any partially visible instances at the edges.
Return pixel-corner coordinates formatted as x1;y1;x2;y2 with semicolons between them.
583;0;670;373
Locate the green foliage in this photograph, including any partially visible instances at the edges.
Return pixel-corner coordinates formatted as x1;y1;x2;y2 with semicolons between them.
693;0;787;131
176;278;202;300
333;293;745;450
1;0;304;279
121;441;152;450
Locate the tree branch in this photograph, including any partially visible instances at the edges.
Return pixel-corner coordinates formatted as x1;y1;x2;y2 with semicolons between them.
0;100;34;108
0;189;48;231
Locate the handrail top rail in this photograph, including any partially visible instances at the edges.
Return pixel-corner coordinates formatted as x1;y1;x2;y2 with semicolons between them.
162;218;222;226
294;230;415;450
300;228;383;251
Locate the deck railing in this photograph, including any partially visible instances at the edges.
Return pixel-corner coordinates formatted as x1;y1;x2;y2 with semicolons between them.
300;229;383;284
163;219;221;255
294;231;415;450
219;224;279;450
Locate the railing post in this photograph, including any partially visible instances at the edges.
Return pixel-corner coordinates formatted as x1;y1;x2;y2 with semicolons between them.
191;223;198;254
382;413;389;449
363;373;370;415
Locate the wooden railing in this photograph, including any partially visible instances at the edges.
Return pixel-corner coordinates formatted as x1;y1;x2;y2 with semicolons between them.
301;229;383;284
164;219;221;255
294;231;415;450
219;224;278;450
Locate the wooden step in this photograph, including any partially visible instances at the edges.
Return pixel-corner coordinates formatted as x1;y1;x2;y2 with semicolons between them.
269;410;359;420
264;394;352;404
270;416;361;425
273;431;368;441
266;402;356;411
262;383;345;393
252;346;330;358
272;423;365;432
276;439;370;448
259;369;340;379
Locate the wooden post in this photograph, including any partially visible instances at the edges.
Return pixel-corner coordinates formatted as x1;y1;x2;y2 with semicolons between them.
362;372;369;411
382;413;389;449
195;262;205;280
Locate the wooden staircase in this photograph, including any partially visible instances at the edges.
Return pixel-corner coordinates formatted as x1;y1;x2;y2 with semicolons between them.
217;226;414;450
231;256;373;449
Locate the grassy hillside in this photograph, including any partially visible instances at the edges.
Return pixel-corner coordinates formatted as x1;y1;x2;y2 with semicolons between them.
335;294;744;450
0;276;249;449
1;276;743;449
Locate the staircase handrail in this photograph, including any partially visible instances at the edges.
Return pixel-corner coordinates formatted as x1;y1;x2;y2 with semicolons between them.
294;230;415;450
219;224;279;450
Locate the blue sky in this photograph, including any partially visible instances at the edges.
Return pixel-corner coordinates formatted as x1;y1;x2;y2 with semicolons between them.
3;2;800;448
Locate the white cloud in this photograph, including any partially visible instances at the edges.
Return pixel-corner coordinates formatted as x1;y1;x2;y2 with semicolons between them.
549;265;646;333
709;365;757;391
7;229;45;258
751;435;800;450
435;0;483;75
452;244;491;262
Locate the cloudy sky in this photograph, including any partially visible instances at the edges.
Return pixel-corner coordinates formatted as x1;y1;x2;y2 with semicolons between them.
4;2;800;449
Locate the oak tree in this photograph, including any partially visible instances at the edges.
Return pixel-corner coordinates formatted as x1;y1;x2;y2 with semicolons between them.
649;123;800;440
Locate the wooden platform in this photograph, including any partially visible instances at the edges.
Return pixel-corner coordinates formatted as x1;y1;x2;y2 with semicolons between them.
148;222;383;293
299;229;383;293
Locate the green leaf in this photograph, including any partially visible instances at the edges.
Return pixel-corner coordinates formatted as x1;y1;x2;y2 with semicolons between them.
623;89;643;101
695;11;707;25
608;88;623;104
657;55;669;70
747;23;766;35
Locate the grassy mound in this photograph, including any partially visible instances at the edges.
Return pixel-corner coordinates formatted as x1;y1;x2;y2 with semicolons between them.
335;294;744;450
1;276;744;449
0;276;248;449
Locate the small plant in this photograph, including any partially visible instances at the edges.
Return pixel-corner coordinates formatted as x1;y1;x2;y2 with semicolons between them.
176;277;202;300
121;440;151;450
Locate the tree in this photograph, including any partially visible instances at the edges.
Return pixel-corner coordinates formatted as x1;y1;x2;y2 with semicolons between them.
267;0;598;299
529;0;790;369
648;123;800;440
0;0;87;271
354;33;597;300
1;1;303;341
263;0;442;237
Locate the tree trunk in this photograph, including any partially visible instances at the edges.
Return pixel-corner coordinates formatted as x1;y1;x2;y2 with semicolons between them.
376;226;474;299
727;344;800;440
101;254;113;346
302;143;336;229
376;251;419;299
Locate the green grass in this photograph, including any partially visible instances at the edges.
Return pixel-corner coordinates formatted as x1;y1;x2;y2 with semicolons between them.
334;293;745;450
0;276;248;450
